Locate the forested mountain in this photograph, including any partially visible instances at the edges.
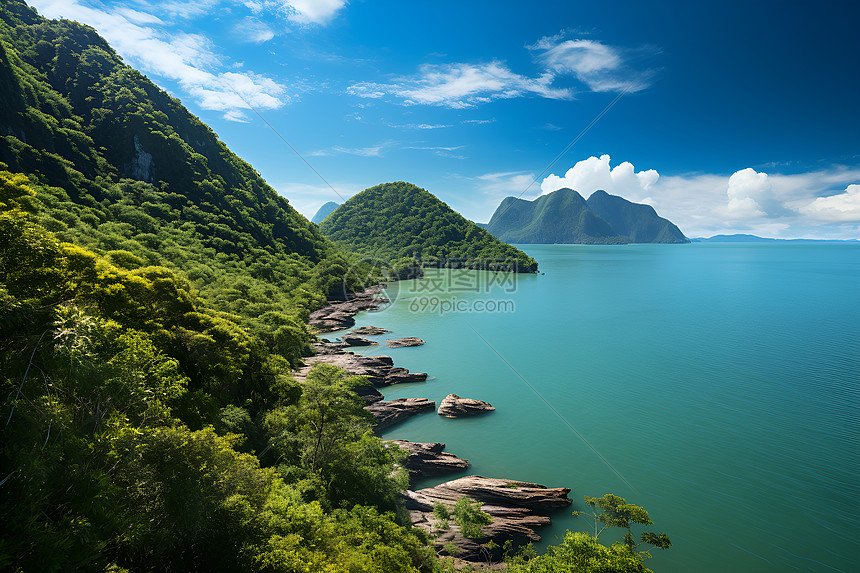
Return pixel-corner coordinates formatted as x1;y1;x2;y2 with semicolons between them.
319;181;538;273
0;2;432;570
486;188;688;244
585;190;688;243
311;200;339;224
487;188;625;244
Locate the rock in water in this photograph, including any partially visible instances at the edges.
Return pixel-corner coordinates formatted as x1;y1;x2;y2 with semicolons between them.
352;326;390;336
437;393;495;417
385;440;471;480
404;476;571;561
308;286;388;333
340;335;377;347
366;398;435;431
385;337;426;348
294;353;427;387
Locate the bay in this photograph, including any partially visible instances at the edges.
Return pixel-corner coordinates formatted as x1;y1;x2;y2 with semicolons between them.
332;243;860;572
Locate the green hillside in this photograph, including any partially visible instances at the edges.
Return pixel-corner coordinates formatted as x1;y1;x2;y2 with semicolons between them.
0;2;432;570
487;188;625;244
319;181;538;273
586;190;688;243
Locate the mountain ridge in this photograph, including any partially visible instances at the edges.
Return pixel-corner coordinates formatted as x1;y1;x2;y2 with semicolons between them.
486;188;688;244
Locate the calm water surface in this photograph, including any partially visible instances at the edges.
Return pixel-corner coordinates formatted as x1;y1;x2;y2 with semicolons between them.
332;243;860;572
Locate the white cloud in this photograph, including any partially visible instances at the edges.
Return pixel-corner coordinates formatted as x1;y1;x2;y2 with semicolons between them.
802;184;860;221
541;155;659;198
726;168;769;217
530;33;653;92
538;156;860;239
242;0;346;25
477;171;537;196
29;0;288;121
391;123;451;130
348;62;572;108
234;17;276;43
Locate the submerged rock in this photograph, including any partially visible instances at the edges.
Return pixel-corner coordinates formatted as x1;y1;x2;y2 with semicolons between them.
366;398;435;431
385;440;470;480
385;337;426;348
437;394;495;418
405;476;571;562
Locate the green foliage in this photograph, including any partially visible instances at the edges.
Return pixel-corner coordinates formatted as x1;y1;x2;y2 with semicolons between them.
320;181;538;273
505;495;671;572
451;497;493;539
505;531;655;573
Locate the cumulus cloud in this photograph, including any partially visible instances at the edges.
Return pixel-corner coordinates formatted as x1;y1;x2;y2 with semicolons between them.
537;156;860;239
541;155;659;198
348;62;572;109
802;184;860;221
726;168;769;217
29;0;288;121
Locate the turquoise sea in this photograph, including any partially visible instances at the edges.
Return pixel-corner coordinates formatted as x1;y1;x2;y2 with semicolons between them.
331;243;860;572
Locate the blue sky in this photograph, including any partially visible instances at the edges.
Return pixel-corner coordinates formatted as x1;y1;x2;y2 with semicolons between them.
28;0;860;238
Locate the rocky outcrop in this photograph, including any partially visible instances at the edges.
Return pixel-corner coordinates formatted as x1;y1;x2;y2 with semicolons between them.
437;394;495;418
385;440;471;480
341;335;378;347
355;384;384;405
352;326;390;336
366;398;435;431
385;337;426;348
295;352;427;387
308;286;388;333
405;476;571;562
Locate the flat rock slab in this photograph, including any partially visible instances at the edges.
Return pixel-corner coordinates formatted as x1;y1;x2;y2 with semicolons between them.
294;352;427;387
405;476;571;562
366;398;435;431
308;286;387;333
385;440;471;481
437;393;495;418
340;335;378;347
385;337;426;348
352;326;390;336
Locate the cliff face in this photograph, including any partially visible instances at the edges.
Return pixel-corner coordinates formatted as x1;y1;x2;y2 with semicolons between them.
486;188;689;244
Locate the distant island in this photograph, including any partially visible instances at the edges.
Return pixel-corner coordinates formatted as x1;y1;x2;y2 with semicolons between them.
311;201;340;224
694;234;859;243
486;188;689;244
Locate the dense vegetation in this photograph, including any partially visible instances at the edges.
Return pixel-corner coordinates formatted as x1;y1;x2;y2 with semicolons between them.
0;0;370;363
486;188;688;244
319;182;538;274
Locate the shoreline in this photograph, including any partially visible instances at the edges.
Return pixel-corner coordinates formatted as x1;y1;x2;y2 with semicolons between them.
303;285;573;563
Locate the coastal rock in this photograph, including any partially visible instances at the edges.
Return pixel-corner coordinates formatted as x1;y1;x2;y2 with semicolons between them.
295;352;427;387
385;440;471;480
405;476;571;561
308;286;388;333
340;335;378;347
437;394;495;418
352;326;390;336
366;398;435;431
355;384;384;405
385;337;426;348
